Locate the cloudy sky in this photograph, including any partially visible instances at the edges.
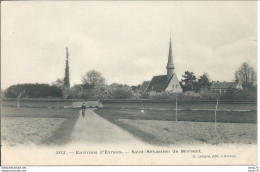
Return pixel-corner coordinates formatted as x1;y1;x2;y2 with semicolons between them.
2;1;257;89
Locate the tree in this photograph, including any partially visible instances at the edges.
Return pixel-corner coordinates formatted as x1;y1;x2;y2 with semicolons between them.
51;78;64;89
64;47;70;89
68;84;90;99
196;73;211;92
92;85;110;99
181;71;197;92
82;70;105;89
108;83;138;99
235;62;256;90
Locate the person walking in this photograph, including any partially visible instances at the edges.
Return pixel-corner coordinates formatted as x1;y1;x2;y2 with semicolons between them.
81;103;87;118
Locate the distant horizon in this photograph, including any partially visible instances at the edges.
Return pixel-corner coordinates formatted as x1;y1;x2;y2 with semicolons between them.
1;60;250;90
2;1;257;90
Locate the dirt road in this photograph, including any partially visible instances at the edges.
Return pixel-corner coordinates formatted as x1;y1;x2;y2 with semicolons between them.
69;109;143;146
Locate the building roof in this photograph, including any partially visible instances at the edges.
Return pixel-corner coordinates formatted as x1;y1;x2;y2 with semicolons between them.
166;38;174;69
210;82;237;89
140;81;150;92
146;75;173;92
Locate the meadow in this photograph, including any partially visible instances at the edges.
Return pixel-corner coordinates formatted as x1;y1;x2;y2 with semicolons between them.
95;108;257;146
95;109;257;123
1;100;257;146
101;101;256;111
2;99;257;110
1;107;79;146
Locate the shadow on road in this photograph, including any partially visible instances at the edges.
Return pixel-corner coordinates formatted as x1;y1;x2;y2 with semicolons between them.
42;110;80;146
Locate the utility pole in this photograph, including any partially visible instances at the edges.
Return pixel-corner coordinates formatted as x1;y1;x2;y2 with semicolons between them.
214;97;219;131
175;97;178;122
17;90;25;108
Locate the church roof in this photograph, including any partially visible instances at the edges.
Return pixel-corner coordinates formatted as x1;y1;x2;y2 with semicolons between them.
210;82;237;89
146;75;173;92
140;81;150;92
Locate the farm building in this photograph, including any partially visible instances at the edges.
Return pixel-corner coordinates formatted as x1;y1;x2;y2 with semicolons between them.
144;37;182;93
210;81;242;94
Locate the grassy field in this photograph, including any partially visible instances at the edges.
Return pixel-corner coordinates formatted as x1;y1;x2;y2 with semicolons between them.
116;119;257;145
1;103;257;146
95;109;257;124
1;107;79;146
2;107;78;118
102;102;257;111
2;101;71;108
95;109;257;146
2;100;257;110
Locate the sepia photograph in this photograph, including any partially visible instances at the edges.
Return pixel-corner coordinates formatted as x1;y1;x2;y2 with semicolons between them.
1;1;257;166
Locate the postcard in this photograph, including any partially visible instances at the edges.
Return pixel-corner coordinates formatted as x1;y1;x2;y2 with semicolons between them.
1;1;257;165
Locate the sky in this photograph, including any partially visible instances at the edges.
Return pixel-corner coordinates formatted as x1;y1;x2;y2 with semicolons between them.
1;1;257;89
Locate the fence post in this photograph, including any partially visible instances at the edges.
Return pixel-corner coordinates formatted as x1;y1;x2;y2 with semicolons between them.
16;89;25;108
17;97;20;108
175;97;178;122
215;97;219;131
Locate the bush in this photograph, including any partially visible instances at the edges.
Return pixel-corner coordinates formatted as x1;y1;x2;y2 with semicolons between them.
4;84;63;98
220;89;257;101
68;84;140;100
147;89;256;102
68;84;90;99
148;92;171;100
148;91;219;101
197;90;219;101
108;84;140;99
177;91;201;101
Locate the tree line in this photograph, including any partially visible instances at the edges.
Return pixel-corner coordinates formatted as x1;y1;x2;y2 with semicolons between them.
3;62;257;100
179;62;256;93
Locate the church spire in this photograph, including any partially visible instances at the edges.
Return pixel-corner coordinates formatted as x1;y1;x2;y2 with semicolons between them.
166;36;174;80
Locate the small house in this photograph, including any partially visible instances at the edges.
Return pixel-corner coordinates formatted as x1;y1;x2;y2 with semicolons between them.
210;81;242;94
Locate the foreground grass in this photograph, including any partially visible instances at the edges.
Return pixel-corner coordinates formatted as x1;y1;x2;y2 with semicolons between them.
2;107;79;146
42;117;79;145
118;119;257;145
95;109;257;146
1;117;65;146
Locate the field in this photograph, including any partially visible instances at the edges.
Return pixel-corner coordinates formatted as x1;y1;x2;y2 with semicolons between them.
2;101;71;108
1;100;258;146
95;109;257;146
1;107;79;146
2;99;257;110
95;109;257;123
101;102;257;111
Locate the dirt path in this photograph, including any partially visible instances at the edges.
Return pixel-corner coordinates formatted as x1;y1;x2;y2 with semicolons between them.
69;109;143;146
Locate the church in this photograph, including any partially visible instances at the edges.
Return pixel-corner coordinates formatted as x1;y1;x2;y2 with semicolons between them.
142;38;182;93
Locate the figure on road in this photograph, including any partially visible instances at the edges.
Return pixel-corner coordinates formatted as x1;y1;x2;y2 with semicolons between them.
81;102;86;118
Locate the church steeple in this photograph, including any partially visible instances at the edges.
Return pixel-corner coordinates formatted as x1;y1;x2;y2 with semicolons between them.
166;37;175;81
